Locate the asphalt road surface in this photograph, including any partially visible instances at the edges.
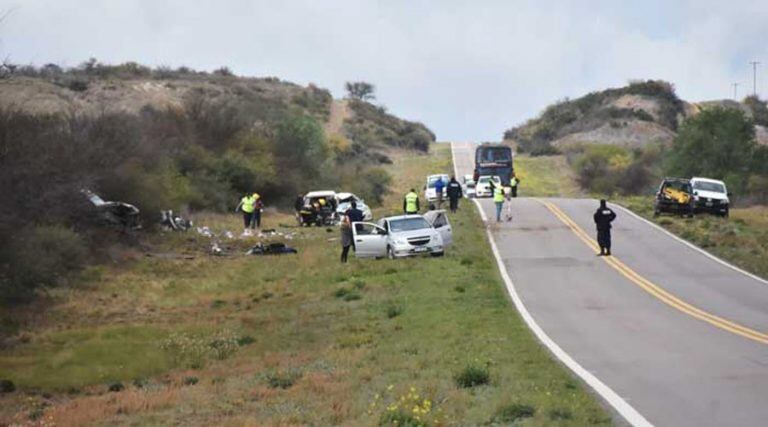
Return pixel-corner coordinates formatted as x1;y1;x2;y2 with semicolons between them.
451;142;768;427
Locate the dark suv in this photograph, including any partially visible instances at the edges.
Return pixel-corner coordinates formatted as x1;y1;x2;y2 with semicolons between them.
654;178;694;217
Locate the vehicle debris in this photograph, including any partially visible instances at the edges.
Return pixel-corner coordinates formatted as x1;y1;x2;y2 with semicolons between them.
160;210;193;231
82;189;141;230
246;242;298;256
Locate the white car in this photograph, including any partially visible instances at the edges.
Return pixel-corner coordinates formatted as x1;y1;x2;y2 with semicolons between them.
352;211;453;259
462;174;476;198
335;192;373;221
424;174;449;203
474;175;501;198
691;177;730;217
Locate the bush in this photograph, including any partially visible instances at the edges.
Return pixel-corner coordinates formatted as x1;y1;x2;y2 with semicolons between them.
107;381;125;392
265;369;301;389
385;303;404;319
493;403;536;423
182;376;199;386
454;363;490;388
0;379;15;393
1;226;87;302
570;143;661;195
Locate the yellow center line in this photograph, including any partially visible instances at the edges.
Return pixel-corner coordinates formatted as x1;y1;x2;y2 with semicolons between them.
535;199;768;345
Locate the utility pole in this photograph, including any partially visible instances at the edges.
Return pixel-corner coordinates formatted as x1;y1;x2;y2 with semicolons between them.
732;82;740;100
750;61;760;97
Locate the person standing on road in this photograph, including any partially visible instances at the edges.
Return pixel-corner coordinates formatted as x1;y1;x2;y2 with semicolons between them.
593;199;617;256
434;177;445;208
492;182;505;222
235;193;257;235
341;200;365;263
404;189;420;214
510;173;521;198
446;176;463;213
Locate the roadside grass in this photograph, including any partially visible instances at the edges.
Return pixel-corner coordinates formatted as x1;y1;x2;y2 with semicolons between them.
514;154;583;198
513;153;768;280
0;144;608;425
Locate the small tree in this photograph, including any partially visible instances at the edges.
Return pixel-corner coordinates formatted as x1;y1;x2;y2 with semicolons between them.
744;95;768;127
345;81;375;101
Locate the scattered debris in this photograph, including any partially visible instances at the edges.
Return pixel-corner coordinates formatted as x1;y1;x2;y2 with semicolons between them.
196;226;214;237
82;189;141;230
160;210;193;231
211;242;225;256
246;242;298;256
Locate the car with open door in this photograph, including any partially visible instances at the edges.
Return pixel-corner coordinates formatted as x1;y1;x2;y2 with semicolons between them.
422;210;453;248
352;214;450;259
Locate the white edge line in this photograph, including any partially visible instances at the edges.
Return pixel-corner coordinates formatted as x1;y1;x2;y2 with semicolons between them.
612;204;768;286
450;143;653;427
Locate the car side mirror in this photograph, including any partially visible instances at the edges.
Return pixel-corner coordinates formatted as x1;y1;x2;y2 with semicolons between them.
693;191;698;195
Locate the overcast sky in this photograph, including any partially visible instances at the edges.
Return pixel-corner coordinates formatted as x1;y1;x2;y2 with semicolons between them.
1;0;767;141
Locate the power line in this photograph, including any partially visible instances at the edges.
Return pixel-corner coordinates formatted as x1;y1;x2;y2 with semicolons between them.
750;61;760;97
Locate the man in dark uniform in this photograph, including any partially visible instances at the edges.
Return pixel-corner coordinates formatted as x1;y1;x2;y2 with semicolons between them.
446;176;463;213
593;199;617;256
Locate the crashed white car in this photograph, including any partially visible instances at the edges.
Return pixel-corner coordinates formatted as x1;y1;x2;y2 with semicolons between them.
352;211;452;259
462;174;476;198
335;192;373;221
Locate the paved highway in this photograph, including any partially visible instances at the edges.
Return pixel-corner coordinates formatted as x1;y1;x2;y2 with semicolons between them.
451;142;768;427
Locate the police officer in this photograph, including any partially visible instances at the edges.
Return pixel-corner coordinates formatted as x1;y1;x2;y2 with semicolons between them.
593;199;617;256
446;176;463;213
510;173;521;198
403;189;420;214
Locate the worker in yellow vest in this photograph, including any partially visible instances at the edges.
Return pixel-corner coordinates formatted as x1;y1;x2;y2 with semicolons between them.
236;193;258;235
492;183;505;222
403;189;420;214
510;173;521;198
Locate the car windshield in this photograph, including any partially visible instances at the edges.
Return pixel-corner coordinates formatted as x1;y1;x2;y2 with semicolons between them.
389;217;431;232
665;180;690;192
693;181;725;193
478;176;500;184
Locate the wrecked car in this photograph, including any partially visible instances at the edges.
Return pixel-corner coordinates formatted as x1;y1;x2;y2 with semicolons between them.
82;189;141;230
335;192;373;221
654;178;694;217
298;190;338;226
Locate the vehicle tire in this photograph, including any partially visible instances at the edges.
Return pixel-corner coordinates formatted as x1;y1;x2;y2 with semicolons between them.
653;208;660;217
431;251;444;257
387;246;396;260
722;208;729;218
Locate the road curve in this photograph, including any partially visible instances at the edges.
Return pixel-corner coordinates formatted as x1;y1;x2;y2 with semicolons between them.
451;142;768;427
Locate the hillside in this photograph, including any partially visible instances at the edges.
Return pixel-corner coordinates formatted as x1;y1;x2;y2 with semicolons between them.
0;63;434;160
505;80;768;153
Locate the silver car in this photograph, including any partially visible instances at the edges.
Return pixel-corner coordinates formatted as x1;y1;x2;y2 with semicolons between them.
352;211;453;259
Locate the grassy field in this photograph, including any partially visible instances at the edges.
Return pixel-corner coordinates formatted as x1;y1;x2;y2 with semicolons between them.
513;153;768;280
0;144;609;426
513;155;583;198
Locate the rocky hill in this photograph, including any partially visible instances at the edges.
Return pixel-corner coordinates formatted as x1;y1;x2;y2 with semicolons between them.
505;80;768;153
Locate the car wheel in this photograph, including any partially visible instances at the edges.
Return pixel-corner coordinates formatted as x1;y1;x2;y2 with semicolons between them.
387;246;396;260
431;251;444;257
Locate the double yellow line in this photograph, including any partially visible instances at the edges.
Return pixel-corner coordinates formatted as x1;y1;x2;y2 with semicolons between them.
538;199;768;345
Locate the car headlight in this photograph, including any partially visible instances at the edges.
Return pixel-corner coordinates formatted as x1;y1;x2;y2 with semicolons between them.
394;238;407;245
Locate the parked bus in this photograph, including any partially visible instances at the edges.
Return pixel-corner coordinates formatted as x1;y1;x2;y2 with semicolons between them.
473;144;513;185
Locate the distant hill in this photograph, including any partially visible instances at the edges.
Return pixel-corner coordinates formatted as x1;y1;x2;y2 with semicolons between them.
505;80;768;153
0;62;434;160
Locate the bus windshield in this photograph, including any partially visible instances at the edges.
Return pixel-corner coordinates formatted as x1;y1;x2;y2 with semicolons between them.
477;147;512;163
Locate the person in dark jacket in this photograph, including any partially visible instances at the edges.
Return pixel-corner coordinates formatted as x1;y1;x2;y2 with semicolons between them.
446;176;463;213
593;199;617;256
341;201;365;263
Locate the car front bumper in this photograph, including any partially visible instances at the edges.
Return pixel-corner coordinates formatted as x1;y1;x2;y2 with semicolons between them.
694;199;728;214
392;244;443;257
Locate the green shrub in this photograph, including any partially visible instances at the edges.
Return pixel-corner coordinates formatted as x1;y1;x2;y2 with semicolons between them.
493;403;536;423
1;226;87;302
182;376;199;386
0;379;15;393
343;291;362;302
454;363;490;388
386;303;404;319
107;381;124;392
549;408;573;420
265;369;301;389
